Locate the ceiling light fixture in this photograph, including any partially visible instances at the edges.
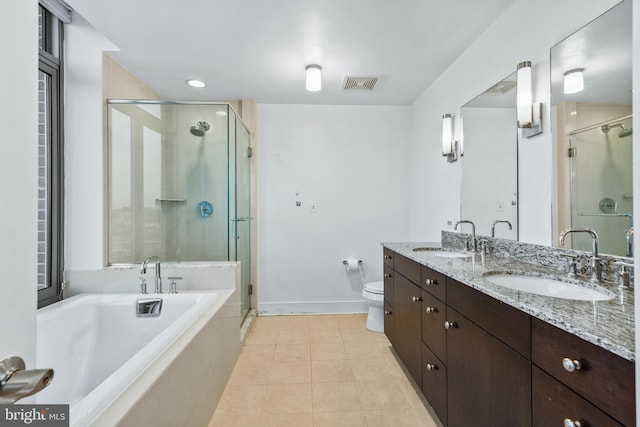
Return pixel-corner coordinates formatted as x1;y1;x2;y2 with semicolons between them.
186;79;206;88
305;65;322;92
563;69;584;94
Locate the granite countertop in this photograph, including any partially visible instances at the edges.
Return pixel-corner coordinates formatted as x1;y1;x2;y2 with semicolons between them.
382;241;635;362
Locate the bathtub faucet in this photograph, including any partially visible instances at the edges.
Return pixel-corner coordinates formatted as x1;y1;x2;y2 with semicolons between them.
141;256;163;294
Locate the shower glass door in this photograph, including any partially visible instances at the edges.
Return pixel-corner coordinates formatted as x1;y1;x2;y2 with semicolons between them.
569;116;633;256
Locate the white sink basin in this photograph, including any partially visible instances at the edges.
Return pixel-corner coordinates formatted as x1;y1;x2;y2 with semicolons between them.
483;274;613;301
412;247;472;259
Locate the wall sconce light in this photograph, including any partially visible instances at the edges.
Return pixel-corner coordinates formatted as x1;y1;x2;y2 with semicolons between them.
442;113;458;162
306;64;322;92
516;61;542;138
459;114;464;157
563;69;584;94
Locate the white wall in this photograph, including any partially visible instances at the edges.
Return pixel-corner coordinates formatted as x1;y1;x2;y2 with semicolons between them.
0;0;38;365
408;0;620;245
257;104;411;314
64;13;117;269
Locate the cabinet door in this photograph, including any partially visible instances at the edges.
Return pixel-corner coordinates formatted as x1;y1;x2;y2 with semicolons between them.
423;343;447;425
384;300;394;345
383;265;394;306
393;274;423;388
421;290;446;361
447;307;531;427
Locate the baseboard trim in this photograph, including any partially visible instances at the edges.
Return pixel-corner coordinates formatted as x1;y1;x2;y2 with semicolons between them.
257;300;367;315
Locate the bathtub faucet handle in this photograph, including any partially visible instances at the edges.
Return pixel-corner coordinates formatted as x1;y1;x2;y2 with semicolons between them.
139;276;147;294
168;277;183;294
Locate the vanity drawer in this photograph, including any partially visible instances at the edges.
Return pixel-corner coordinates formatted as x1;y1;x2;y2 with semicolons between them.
383;265;394;306
421;290;446;362
531;318;635;426
533;366;623;427
422;343;447;425
394;254;421;285
421;265;446;302
383;248;394;268
447;278;530;358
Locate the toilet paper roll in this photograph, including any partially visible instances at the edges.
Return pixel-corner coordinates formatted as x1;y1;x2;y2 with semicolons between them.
344;259;360;272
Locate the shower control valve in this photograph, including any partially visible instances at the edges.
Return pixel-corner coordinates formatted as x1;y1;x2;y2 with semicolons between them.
168;277;183;294
139;276;147;294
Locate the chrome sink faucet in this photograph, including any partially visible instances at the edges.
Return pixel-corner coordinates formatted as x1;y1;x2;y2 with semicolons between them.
141;256;163;294
491;220;512;237
559;228;601;283
454;220;476;252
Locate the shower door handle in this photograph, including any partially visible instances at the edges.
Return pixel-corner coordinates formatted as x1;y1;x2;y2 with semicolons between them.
231;217;253;222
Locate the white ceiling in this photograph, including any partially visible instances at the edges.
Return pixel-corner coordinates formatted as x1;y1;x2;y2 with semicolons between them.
67;0;516;105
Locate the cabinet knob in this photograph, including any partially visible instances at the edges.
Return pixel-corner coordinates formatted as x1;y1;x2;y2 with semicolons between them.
425;278;437;285
384;310;392;315
563;419;584;427
425;307;437;314
384;273;392;278
384;255;392;259
426;363;437;371
562;358;582;372
444;321;457;330
411;296;422;303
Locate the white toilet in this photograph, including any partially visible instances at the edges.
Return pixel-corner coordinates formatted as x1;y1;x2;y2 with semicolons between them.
362;281;384;332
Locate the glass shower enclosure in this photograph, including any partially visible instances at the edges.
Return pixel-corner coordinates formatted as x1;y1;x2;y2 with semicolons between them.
107;101;252;317
568;115;633;256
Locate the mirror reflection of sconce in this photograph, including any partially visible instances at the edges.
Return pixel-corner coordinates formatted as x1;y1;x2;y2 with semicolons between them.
516;61;542;138
563;69;584;94
442;113;458;162
459;114;464;157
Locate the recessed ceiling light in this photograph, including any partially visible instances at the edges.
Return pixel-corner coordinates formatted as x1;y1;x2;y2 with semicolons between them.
186;79;206;88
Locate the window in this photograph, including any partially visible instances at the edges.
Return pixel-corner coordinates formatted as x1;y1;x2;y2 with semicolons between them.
38;5;64;308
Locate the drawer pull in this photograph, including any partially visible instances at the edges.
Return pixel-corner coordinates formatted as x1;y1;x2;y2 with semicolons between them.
425;278;438;285
426;363;437;371
563;419;584;427
384;273;392;278
384;255;392;259
562;358;582;372
384;310;392;315
444;321;457;330
412;296;422;303
425;307;437;314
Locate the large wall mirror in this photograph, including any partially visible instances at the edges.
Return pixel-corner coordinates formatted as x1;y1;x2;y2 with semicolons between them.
552;0;632;257
460;73;518;240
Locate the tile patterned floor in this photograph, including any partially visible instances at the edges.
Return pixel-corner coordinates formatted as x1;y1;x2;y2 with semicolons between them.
209;314;443;427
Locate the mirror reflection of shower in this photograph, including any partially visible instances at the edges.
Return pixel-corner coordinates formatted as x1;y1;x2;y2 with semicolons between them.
190;121;211;137
601;122;633;138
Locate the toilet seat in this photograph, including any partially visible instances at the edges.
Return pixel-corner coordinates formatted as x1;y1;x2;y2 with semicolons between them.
364;281;384;295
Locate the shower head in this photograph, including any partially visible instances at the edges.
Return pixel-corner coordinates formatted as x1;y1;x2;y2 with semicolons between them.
601;122;633;138
618;126;633;138
190;121;210;137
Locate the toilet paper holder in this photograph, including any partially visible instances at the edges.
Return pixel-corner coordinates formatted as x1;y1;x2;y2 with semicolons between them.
343;259;362;266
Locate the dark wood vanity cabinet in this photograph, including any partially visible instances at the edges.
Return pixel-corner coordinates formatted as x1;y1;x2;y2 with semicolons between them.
382;249;635;427
382;249;394;344
532;318;635;427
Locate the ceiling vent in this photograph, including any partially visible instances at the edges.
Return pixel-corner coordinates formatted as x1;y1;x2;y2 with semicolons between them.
341;75;379;91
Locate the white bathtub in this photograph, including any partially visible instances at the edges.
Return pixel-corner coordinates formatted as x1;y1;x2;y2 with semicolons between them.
36;290;240;427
